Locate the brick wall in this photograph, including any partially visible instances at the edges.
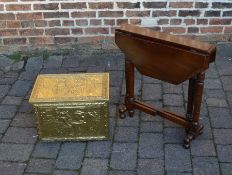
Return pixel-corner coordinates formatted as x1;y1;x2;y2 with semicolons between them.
0;0;232;49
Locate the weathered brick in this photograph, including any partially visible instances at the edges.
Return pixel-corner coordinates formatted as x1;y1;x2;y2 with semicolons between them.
6;21;21;28
153;10;176;17
89;2;113;9
19;29;44;36
99;11;123;17
143;2;167;8
225;27;232;33
17;12;42;20
54;37;78;44
179;10;200;17
34;3;59;10
117;2;140;9
104;19;115;26
170;19;182;25
90;19;101;26
0;29;18;36
76;19;88;26
48;20;61;27
85;28;109;35
45;28;70;36
126;11;150;17
205;11;221;17
163;27;186;34
130;19;142;25
158;19;169;25
212;2;232;9
61;3;86;9
197;19;208;25
188;27;199;33
184;19;195;25
117;19;128;26
200;27;223;33
29;37;54;45
34;20;47;27
169;2;193;8
223;11;232;17
72;11;96;18
63;20;74;26
209;19;232;25
44;12;69;18
195;2;208;8
0;13;15;20
6;4;31;11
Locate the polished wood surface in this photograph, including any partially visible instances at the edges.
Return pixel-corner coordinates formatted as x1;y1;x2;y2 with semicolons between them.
116;24;216;148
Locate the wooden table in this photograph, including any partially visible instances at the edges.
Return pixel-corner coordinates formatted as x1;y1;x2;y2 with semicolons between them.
115;24;216;148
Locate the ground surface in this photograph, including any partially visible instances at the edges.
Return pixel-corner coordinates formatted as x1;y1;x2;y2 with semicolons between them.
0;43;232;175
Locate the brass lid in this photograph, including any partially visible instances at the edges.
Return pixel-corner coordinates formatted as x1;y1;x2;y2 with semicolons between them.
29;73;109;103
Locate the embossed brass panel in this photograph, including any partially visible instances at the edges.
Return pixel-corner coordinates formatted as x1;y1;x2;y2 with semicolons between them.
29;73;109;141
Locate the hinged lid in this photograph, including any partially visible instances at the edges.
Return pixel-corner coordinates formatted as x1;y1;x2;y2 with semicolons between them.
29;73;109;103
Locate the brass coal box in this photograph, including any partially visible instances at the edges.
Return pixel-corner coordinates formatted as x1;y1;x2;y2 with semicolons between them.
29;73;109;141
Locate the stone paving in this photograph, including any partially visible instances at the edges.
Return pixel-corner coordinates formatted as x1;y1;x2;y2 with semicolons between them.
0;43;232;175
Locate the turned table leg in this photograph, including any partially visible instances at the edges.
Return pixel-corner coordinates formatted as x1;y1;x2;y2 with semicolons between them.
186;76;196;122
184;72;205;148
119;59;135;118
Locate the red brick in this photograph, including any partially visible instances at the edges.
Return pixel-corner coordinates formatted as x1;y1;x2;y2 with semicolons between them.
170;19;182;25
169;2;193;8
71;28;83;35
6;4;31;11
126;11;150;17
76;20;88;26
212;3;232;9
150;26;161;31
179;10;200;17
117;19;128;26
29;37;54;45
19;29;44;36
197;19;208;25
99;11;123;17
129;19;141;25
0;21;6;28
21;20;34;28
153;10;176;17
143;2;167;8
188;27;199;33
184;19;195;25
63;20;74;26
157;19;169;25
224;27;232;33
34;3;59;10
44;12;69;18
162;27;186;34
85;28;109;35
200;27;223;33
205;11;221;17
89;2;113;9
195;2;208;8
54;37;78;44
0;13;15;20
34;20;47;27
104;19;115;26
223;11;232;17
61;3;86;9
0;29;18;36
48;20;61;27
117;2;140;9
3;38;27;45
0;0;17;2
6;21;21;28
209;19;232;25
72;11;96;18
17;13;42;20
90;19;101;26
0;5;3;11
45;28;70;36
